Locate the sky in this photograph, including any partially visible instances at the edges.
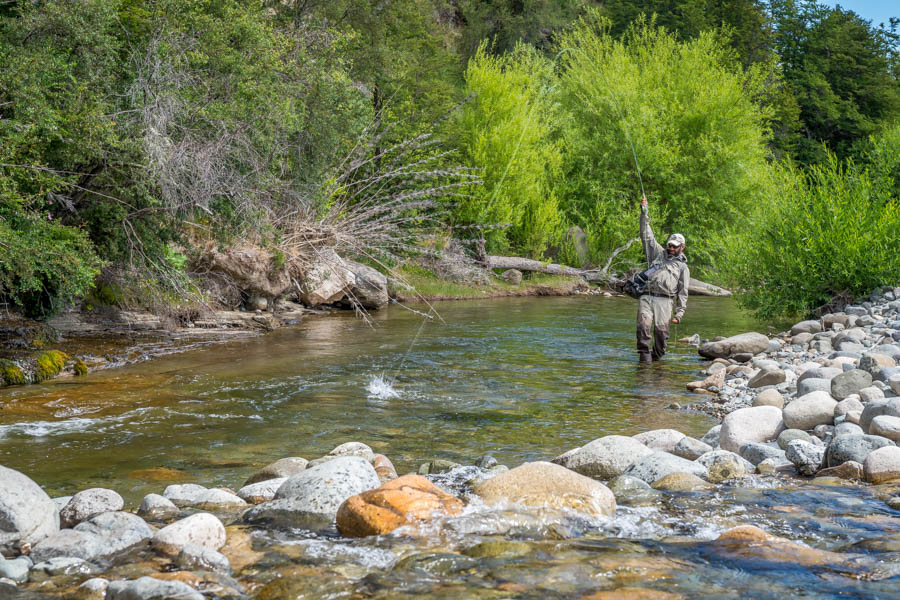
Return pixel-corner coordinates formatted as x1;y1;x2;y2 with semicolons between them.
822;1;897;28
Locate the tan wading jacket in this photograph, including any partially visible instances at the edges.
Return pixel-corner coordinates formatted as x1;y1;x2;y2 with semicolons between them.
640;209;689;320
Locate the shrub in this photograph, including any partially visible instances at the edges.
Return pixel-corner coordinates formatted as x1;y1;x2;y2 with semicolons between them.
723;155;900;318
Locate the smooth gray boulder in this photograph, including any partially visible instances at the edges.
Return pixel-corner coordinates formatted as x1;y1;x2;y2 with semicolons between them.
30;556;97;577
719;406;785;453
863;446;900;484
30;511;152;563
243;457;308;486
621;452;709;483
700;425;721;448
891;374;900;395
860;399;900;432
859;386;886;404
673;437;713;461
137;494;178;519
834;397;864;418
175;544;232;574
777;429;814;450
753;389;784;409
632;429;685;452
0;556;30;583
246;456;380;528
797;378;833;397
749;367;786;388
786;440;825;476
798;367;842;383
162;484;245;510
238;477;288;504
699;332;769;359
825;434;895;467
783;391;837;430
151;513;225;556
739;443;788;466
832;370;873;400
0;465;59;555
162;484;208;508
834;422;864;437
860;353;897;375
59;488;123;529
556;436;651;479
346;261;389;309
696;450;753;483
870;415;900;442
106;576;204;600
791;320;823;336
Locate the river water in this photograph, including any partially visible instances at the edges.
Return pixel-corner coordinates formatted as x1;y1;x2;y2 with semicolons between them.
2;297;900;598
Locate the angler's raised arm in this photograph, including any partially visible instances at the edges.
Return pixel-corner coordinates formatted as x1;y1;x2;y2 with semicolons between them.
639;196;664;265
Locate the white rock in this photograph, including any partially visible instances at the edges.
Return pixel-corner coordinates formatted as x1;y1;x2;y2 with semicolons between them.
863;446;900;484
59;488;124;528
0;465;59;555
869;415;900;442
151;513;225;556
237;478;288;504
782;391;837;430
719;406;785;453
556;436;651;479
632;429;685;453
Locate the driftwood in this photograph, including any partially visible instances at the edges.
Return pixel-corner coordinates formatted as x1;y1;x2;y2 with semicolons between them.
486;253;732;297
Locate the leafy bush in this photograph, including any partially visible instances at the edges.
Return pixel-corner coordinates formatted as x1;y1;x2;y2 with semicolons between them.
451;43;565;257
723;155;900;318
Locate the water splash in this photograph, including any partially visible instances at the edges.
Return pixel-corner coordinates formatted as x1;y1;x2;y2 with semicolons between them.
366;374;400;400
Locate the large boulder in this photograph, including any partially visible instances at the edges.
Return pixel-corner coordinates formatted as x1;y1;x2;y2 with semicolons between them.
863;446;900;484
719;406;785;453
151;513;225;556
832;370;873;400
622;452;709;483
244;456;380;528
300;248;355;307
782;391;837;430
31;512;152;563
632;429;686;452
0;465;59;555
825;434;895;468
336;475;464;537
699;332;769;359
345;261;389;310
554;436;651;479
473;461;615;517
59;488;124;529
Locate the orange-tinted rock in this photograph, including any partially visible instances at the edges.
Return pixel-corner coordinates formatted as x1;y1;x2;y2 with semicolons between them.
219;525;265;573
127;467;185;481
336;474;463;537
714;525;853;569
580;588;683;600
373;454;398;482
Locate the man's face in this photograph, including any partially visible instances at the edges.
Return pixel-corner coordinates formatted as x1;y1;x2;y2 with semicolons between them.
667;243;684;257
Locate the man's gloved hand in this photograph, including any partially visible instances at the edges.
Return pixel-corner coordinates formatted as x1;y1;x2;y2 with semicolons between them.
640;195;648;212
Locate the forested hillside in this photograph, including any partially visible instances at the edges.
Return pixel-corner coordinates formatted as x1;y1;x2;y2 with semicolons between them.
1;0;898;319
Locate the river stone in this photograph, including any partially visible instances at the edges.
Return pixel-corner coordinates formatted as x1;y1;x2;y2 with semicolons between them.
860;399;900;432
860;353;897;375
891;374;900;395
835;397;865;418
300;248;354;306
777;429;814;450
328;442;375;459
0;465;59;555
137;494;177;519
632;429;685;453
606;475;653;498
106;576;204;600
699;332;769;359
786;440;825;476
59;488;124;529
336;474;464;537
870;415;900;442
864;446;900;484
651;472;712;492
825;434;895;467
871;344;900;360
832;370;873;400
195;489;247;510
783;391;837;430
52;496;72;513
791;332;814;346
719;406;785;453
559;436;652;479
673;437;713;461
162;484;209;508
30;556;98;578
0;557;30;583
700;425;721;448
834;421;864;438
696;450;752;482
859;386;886;404
798;367;842;383
31;512;152;563
833;327;867;346
816;461;864;480
243;457;308;486
622;452;708;484
791;320;823;336
749;367;786;389
346;260;389;309
176;544;232;574
753;389;784;409
151;513;225;556
797;378;833;396
238;478;288;504
473;461;615;517
79;578;109;595
740;443;788;466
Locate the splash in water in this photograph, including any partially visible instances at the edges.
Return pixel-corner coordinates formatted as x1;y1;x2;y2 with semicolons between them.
366;374;400;399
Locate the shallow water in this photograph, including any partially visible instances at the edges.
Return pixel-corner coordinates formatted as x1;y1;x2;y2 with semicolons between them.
2;297;899;598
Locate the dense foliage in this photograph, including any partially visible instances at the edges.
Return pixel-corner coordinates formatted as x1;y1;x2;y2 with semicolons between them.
0;0;898;319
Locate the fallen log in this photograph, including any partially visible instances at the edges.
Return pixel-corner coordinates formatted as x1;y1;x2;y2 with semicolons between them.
486;255;732;297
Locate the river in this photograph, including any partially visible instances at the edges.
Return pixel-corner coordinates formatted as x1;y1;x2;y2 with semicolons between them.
2;297;899;598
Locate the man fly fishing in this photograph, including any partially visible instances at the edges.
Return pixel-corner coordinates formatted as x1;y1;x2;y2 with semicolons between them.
636;195;689;362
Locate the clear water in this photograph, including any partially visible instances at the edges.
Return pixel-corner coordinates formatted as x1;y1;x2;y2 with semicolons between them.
2;297;899;598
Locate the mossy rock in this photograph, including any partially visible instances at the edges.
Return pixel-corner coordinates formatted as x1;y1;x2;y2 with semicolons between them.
35;350;68;381
0;360;27;386
73;359;88;376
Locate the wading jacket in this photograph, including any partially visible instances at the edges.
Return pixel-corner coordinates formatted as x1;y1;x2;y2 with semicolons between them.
640;209;689;320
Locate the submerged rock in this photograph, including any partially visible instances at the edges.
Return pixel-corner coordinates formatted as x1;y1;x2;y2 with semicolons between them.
696;450;751;483
651;472;712;492
336;474;464;537
106;576;204;600
473;461;615;517
0;465;59;555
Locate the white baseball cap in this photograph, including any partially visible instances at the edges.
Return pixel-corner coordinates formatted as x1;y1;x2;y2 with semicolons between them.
667;233;685;246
